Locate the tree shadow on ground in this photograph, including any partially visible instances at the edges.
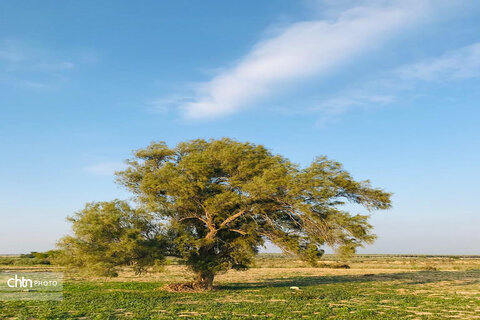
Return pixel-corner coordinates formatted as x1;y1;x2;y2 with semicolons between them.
218;269;480;290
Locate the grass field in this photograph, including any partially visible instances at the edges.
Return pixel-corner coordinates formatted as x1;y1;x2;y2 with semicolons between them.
1;255;479;319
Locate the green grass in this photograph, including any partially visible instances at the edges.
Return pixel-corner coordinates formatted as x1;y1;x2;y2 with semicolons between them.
0;256;53;266
1;255;479;319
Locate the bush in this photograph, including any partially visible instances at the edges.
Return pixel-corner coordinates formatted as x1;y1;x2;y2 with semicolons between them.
0;258;15;265
5;250;61;266
421;264;438;271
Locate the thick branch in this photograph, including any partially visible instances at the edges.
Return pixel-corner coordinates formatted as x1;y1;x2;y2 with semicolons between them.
179;212;218;241
205;228;217;241
179;216;208;224
204;207;217;241
204;210;246;241
219;210;246;229
230;229;247;235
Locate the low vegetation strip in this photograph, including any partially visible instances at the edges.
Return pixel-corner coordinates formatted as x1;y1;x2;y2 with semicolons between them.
0;255;479;319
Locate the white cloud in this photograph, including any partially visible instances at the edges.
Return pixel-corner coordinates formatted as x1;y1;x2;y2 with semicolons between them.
31;61;75;72
0;42;27;62
311;92;394;128
84;162;126;176
309;40;480;126
21;80;57;90
0;39;76;90
181;1;433;119
313;93;394;115
147;95;192;114
398;42;480;81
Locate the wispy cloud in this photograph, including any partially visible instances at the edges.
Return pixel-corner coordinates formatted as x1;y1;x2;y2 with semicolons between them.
147;95;192;114
313;93;394;114
181;1;433;119
311;40;480;125
0;39;77;90
397;42;480;81
0;41;27;62
83;162;126;176
30;61;75;72
310;92;395;128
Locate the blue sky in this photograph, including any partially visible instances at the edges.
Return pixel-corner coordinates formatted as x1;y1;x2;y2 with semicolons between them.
1;0;479;254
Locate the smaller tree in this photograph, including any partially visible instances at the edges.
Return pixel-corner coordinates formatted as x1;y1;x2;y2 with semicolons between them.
57;200;166;276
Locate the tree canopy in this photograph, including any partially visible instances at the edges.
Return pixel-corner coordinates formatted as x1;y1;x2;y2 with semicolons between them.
58;138;391;289
57;200;165;277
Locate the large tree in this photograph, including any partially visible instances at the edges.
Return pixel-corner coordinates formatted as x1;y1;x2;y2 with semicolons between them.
59;138;391;289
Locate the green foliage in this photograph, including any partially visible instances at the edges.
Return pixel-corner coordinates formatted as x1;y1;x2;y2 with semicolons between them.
56;200;166;276
59;138;391;288
0;250;61;265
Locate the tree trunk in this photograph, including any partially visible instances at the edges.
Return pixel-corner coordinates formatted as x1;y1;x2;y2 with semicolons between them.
193;271;214;290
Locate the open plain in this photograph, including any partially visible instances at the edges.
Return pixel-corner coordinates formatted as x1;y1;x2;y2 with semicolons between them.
1;255;479;319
